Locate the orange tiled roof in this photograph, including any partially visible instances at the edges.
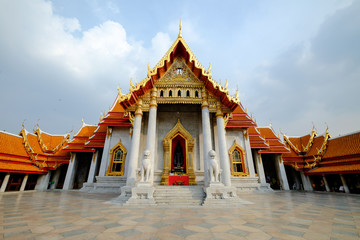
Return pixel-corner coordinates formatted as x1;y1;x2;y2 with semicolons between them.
100;94;132;127
226;105;256;129
0;131;29;157
85;125;107;148
0;162;45;173
248;127;269;149
257;127;290;154
63;122;97;152
307;163;360;175
323;131;360;159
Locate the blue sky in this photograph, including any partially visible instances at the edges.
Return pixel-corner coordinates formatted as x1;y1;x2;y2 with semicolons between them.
0;0;359;137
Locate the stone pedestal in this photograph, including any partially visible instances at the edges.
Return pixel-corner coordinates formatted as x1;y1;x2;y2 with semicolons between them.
125;183;156;206
202;183;252;207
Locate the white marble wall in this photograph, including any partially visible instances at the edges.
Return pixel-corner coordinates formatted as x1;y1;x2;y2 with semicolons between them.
99;127;132;177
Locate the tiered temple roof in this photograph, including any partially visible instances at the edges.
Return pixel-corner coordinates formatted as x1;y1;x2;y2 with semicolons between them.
282;127;360;175
0;131;45;174
63;121;97;153
257;127;290;154
248;126;269;149
0;123;71;174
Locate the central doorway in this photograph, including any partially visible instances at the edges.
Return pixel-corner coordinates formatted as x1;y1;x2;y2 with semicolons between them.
161;119;196;185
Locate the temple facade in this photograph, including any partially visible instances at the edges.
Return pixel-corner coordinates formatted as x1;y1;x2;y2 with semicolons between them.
1;28;359;203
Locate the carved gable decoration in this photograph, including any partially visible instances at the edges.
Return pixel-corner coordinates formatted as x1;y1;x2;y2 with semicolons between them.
154;57;204;104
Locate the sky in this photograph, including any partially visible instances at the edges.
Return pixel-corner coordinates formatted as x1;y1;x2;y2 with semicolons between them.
0;0;359;138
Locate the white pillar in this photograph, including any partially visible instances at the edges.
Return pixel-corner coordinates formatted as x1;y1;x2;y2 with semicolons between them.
216;104;231;186
87;151;99;183
244;130;256;178
340;174;350;193
300;171;313;191
275;154;290;190
99;129;112;177
145;88;157;184
35;172;51;191
0;173;10;192
201;90;213;186
63;153;77;190
50;168;61;190
254;151;266;184
20;174;29;191
322;174;330;192
126;99;143;187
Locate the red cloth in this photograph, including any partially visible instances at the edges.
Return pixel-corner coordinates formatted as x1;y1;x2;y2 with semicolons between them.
168;176;189;185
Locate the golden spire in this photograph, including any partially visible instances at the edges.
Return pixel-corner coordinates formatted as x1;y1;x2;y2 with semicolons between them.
147;63;151;75
22;119;26;129
178;19;182;37
117;86;122;97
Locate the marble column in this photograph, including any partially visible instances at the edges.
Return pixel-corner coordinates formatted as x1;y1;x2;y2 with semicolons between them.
126;99;143;187
322;174;330;192
98;128;112;177
340;174;350;193
20;174;29;191
244;130;256;178
300;171;313;191
63;153;77;190
51;168;61;190
254;151;266;184
87;151;99;183
275;154;290;190
216;103;231;186
145;88;157;184
35;172;51;191
201;89;212;186
0;173;10;192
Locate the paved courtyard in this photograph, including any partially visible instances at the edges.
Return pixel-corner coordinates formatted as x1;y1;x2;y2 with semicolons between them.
0;190;359;240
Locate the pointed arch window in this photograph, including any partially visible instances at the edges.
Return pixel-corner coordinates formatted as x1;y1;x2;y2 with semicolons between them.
160;90;164;97
228;141;248;177
195;91;199;98
169;90;172;97
107;140;127;176
186;90;190;97
178;90;181;97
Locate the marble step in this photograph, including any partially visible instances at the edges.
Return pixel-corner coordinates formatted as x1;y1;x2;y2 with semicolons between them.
154;186;204;206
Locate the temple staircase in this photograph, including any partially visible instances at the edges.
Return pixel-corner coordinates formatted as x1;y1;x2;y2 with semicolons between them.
154;185;204;207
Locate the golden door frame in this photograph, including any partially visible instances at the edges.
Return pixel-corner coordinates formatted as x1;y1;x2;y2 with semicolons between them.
161;119;197;185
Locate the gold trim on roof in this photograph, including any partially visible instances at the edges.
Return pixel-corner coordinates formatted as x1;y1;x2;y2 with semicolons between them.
117;34;240;105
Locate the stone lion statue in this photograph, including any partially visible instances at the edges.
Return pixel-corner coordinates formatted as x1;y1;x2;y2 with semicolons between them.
140;150;152;182
208;150;221;182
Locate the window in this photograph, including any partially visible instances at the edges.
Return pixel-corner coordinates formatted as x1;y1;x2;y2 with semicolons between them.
232;149;243;173
107;140;127;176
195;91;199;98
160;90;164;97
169;90;172;97
178;90;181;97
186;90;190;97
228;141;248;177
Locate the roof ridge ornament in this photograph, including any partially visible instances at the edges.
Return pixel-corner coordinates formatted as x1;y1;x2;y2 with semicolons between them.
178;19;182;38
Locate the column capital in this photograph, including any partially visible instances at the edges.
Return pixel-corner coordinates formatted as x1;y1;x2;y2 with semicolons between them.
135;99;143;117
201;88;209;109
216;102;223;118
149;87;157;109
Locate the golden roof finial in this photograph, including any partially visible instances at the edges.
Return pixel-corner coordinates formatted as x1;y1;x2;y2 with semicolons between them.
82;118;84;125
225;80;228;90
147;63;151;75
178;19;182;37
235;86;239;99
117;86;122;97
207;63;211;74
130;78;134;89
269;121;272;127
99;112;103;122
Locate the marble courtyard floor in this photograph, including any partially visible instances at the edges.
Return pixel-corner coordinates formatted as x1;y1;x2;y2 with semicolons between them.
0;190;360;240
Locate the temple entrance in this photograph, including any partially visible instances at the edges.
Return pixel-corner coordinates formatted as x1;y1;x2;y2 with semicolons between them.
171;135;186;175
161;119;196;185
